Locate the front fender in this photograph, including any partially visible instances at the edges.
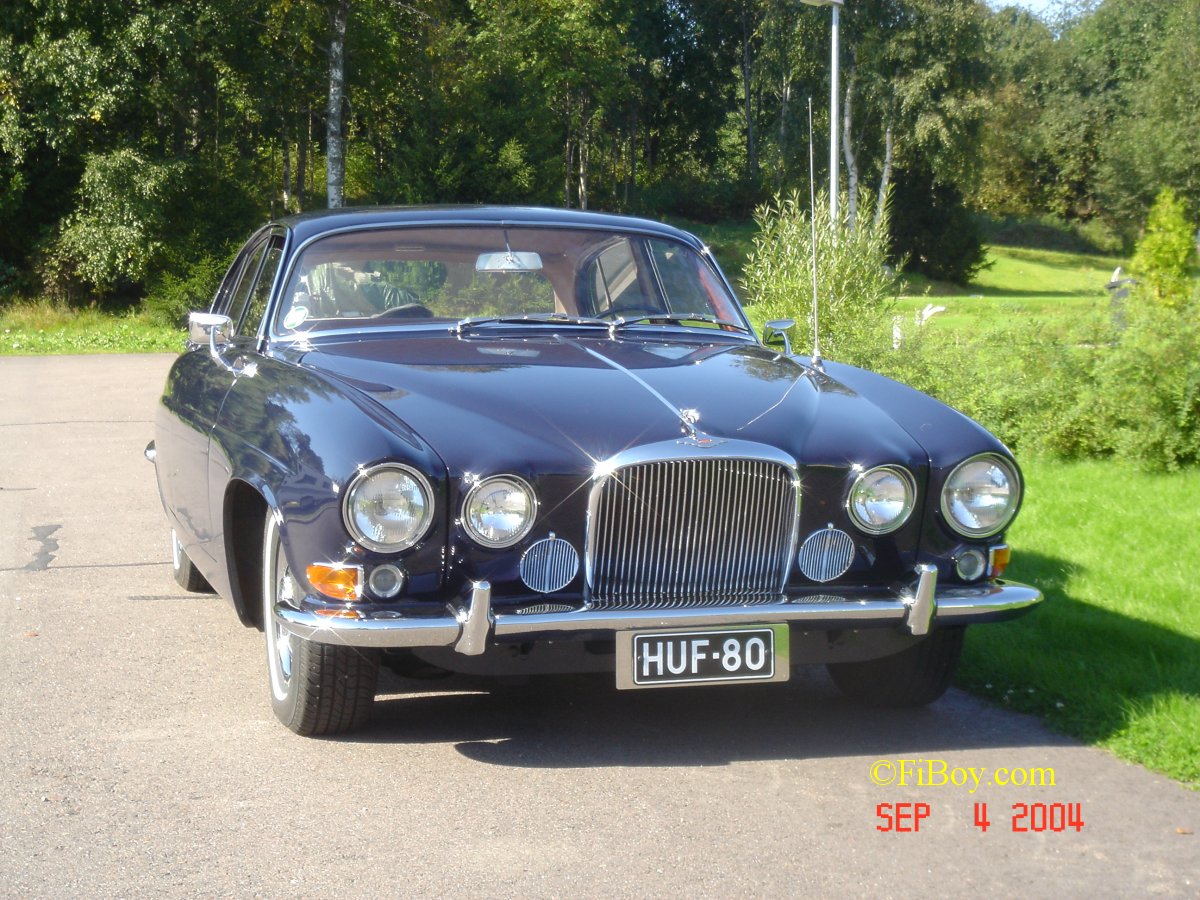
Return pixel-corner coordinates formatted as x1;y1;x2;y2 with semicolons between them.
207;354;450;606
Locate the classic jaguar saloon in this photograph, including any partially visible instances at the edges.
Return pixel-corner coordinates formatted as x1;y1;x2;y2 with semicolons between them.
148;206;1042;735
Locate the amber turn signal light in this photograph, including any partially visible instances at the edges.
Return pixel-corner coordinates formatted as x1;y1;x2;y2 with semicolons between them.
307;564;363;602
989;544;1011;579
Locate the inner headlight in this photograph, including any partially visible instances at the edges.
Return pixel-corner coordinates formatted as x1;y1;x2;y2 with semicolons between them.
941;454;1021;538
462;475;536;548
847;465;916;535
343;463;434;553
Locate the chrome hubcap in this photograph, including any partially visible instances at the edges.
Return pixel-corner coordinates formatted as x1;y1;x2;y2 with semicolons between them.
266;521;297;704
274;569;295;683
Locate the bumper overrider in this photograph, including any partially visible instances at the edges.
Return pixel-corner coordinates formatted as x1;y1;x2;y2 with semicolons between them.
274;565;1043;655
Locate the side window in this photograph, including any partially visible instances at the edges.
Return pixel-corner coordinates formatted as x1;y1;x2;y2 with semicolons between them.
588;239;659;314
240;240;284;336
224;241;268;332
211;240;258;314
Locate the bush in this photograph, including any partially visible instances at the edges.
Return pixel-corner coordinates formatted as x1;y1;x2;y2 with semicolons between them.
46;150;185;297
741;189;899;367
1130;188;1195;306
882;283;1200;472
143;253;232;327
1089;288;1200;470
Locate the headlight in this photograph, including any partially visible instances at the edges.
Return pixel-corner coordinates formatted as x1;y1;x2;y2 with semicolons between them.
343;463;434;553
847;465;917;535
462;475;536;548
940;454;1021;538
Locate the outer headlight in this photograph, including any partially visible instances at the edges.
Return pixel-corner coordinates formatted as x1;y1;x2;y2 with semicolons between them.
462;475;536;548
343;463;434;553
847;465;917;535
940;453;1021;538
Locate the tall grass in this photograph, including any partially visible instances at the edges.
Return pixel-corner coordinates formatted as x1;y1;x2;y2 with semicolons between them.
0;299;181;355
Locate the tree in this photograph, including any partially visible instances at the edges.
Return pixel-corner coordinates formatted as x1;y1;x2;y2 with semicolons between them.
1131;188;1195;306
833;0;990;278
325;0;349;208
1097;0;1200;229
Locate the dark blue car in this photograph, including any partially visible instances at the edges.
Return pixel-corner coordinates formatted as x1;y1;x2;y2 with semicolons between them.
148;206;1041;735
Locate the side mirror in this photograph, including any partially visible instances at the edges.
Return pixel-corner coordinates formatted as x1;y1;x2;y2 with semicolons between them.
762;319;795;354
188;311;233;348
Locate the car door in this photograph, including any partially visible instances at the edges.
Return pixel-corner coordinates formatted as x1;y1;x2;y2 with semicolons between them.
157;230;276;574
204;232;286;548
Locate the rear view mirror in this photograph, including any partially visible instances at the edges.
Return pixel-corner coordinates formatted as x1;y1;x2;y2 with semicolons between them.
188;311;232;348
476;251;543;273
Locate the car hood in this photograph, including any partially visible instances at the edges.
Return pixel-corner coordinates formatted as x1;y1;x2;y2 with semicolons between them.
295;332;928;477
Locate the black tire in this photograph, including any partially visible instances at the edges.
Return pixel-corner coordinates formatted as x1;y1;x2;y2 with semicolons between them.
171;529;214;593
263;515;379;735
827;627;965;708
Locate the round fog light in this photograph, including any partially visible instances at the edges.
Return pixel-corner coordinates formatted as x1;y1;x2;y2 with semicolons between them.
955;548;987;582
368;564;406;599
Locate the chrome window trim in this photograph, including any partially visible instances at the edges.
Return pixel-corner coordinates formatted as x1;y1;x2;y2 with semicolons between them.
845;464;918;536
342;462;436;553
461;474;538;549
939;452;1022;539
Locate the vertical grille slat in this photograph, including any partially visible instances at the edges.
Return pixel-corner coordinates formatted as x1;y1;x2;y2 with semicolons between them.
588;457;797;610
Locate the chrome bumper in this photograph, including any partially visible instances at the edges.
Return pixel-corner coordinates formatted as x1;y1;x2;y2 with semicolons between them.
274;567;1043;655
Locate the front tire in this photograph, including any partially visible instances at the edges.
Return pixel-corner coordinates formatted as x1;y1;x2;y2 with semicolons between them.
827;627;965;708
263;515;379;735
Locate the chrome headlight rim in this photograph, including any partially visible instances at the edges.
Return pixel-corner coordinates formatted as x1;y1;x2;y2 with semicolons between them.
461;474;537;549
342;462;435;554
846;464;918;536
940;452;1022;539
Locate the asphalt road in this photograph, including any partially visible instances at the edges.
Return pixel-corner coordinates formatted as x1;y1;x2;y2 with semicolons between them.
1;353;1196;898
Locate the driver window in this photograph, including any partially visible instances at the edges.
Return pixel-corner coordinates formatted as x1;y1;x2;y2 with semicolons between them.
240;240;284;336
224;240;268;331
589;239;657;314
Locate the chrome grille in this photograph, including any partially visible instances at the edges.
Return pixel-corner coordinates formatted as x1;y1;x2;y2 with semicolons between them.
519;536;580;594
797;526;855;583
587;457;797;609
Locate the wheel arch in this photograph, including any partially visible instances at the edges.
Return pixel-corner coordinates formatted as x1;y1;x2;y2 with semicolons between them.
223;479;271;630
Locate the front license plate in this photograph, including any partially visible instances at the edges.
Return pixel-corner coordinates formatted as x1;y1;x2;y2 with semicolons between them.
616;625;790;690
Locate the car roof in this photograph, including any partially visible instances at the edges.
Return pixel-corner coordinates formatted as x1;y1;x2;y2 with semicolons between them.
273;205;705;250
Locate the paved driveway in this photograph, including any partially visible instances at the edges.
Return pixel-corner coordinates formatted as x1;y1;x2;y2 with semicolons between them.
0;354;1196;897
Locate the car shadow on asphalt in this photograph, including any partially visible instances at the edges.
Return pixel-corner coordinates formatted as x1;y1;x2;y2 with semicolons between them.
345;665;1076;766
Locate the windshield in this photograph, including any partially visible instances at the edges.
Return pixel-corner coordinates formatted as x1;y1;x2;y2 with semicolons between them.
273;225;746;335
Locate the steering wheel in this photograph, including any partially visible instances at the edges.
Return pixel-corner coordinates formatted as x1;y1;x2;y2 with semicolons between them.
594;306;663;321
374;303;434;319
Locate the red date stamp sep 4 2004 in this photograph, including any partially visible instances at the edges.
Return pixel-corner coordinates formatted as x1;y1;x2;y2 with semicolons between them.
875;802;1086;834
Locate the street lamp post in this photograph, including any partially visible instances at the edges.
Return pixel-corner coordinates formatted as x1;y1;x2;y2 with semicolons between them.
800;0;844;228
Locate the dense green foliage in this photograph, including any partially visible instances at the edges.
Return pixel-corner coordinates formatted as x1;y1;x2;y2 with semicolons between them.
1130;188;1196;305
6;0;1193;308
877;279;1200;472
1;0;1198;469
976;0;1200;247
742;189;898;365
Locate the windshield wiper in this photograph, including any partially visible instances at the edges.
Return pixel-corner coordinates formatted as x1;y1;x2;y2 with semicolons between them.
609;313;751;334
454;313;609;334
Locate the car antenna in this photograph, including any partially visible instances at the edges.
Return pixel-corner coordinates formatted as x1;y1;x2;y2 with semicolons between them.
807;97;823;369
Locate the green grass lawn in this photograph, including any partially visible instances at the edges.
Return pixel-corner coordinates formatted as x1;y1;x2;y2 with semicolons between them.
895;245;1126;337
960;459;1200;788
0;300;182;355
